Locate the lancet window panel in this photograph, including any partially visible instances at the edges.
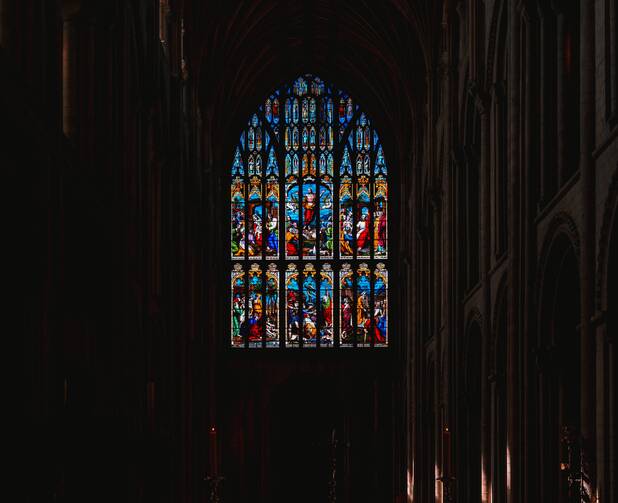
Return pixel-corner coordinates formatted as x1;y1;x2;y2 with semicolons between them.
230;75;389;349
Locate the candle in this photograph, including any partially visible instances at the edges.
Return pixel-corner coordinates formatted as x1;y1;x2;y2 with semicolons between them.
209;427;218;476
443;426;451;478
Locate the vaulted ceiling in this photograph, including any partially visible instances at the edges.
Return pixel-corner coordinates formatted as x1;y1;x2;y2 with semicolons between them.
183;0;443;165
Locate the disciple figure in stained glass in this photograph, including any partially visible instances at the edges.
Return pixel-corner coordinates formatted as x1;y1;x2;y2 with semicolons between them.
248;264;264;347
285;183;300;258
319;182;334;258
340;264;354;346
265;264;279;346
319;265;334;346
373;263;388;345
356;263;371;346
302;264;318;346
286;264;301;346
231;265;246;347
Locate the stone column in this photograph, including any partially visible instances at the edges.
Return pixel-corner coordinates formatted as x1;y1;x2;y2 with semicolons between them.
473;85;491;503
579;0;596;501
507;2;522;502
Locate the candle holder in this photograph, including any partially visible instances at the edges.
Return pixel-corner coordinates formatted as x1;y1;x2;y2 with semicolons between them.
436;475;456;503
204;474;224;503
328;428;338;502
560;426;592;502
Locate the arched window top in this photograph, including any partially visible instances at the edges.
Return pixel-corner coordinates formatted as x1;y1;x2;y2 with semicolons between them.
230;75;389;349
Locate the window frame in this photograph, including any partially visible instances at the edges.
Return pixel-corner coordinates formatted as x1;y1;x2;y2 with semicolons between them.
228;75;391;350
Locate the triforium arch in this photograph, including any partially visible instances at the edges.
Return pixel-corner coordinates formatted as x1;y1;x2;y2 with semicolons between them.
535;216;581;501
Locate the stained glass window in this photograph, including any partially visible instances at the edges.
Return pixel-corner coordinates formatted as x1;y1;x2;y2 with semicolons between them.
230;75;389;348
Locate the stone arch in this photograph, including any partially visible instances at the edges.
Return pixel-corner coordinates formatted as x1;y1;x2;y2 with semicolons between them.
535;216;582;501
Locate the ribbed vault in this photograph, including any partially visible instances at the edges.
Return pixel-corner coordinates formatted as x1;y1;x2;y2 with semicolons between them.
183;0;442;167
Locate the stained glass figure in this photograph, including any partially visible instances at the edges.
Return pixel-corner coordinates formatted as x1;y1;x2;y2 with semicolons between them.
232;147;243;176
340;264;354;346
319;126;326;150
231;265;246;347
373;263;388;346
230;74;390;349
319;265;334;346
256;128;262;151
309;98;316;123
339;177;354;257
247;176;262;258
374;176;388;258
248;264;264;347
319;153;326;175
231;178;246;259
302;181;317;258
341;146;352;175
356;263;371;346
248;128;255;151
265;264;279;346
272;98;279;124
267;147;277;175
285;183;300;259
356;176;371;258
265;176;279;258
302;264;318;347
286;264;301;346
320;182;334;258
326;98;333;123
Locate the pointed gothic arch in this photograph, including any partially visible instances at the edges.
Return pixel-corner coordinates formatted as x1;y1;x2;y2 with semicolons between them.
229;74;390;349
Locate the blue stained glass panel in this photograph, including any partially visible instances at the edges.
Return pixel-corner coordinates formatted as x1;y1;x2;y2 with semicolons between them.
319;182;334;258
